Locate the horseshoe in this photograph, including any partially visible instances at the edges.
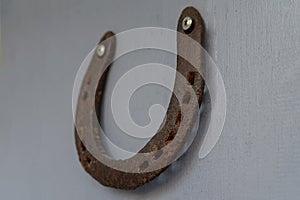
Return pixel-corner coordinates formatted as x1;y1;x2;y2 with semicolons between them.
74;7;204;190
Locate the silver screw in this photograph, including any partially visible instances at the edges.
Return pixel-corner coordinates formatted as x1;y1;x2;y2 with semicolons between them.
182;16;193;31
97;44;106;57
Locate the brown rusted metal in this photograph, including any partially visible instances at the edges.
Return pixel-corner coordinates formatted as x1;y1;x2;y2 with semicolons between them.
75;6;204;190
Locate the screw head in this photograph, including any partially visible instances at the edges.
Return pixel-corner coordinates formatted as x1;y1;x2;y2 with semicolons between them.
182;16;193;31
97;44;106;57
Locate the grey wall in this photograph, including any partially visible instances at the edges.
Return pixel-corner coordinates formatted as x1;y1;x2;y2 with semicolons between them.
0;0;299;200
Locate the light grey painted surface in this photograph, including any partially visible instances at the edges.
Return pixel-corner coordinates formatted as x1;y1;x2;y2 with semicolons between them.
0;0;299;199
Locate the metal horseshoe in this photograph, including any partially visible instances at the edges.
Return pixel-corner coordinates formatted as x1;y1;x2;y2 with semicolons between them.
75;6;204;190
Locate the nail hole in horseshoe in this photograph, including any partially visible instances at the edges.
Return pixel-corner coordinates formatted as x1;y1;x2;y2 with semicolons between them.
85;156;92;165
175;112;182;127
166;131;177;145
187;71;195;85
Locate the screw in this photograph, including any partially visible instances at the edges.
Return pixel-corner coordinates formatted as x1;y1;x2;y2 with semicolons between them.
182;16;193;31
97;44;106;57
